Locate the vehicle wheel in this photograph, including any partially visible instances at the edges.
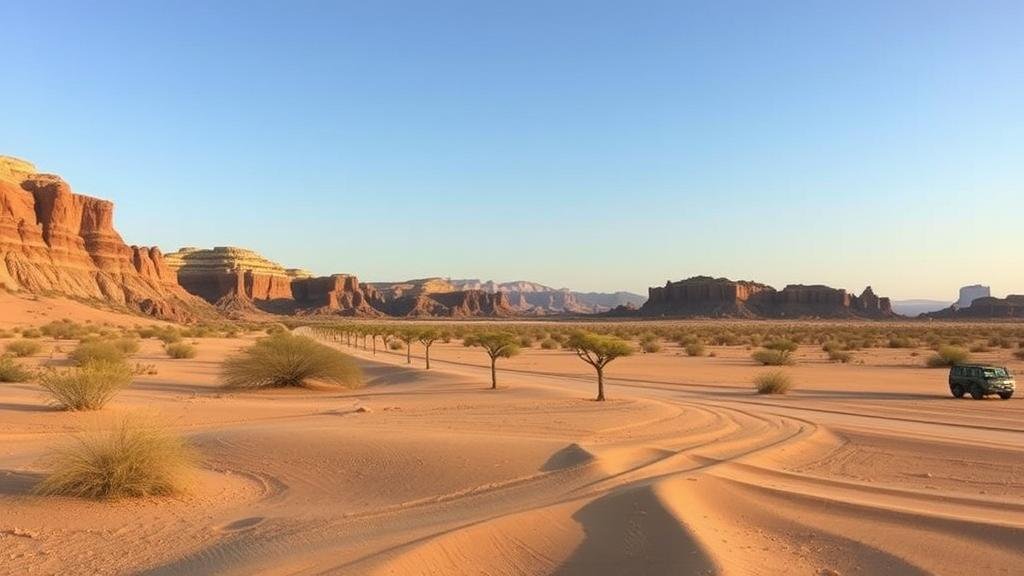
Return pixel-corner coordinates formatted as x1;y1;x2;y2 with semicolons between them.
951;384;965;398
969;385;985;400
999;392;1013;400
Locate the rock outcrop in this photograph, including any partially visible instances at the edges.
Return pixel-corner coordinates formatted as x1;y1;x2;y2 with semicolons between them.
926;295;1024;319
448;278;645;314
368;278;514;317
640;276;894;319
165;247;382;316
957;285;991;309
0;156;211;321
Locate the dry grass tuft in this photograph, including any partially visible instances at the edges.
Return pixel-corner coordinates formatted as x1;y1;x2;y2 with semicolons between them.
38;361;133;410
752;349;795;366
164;342;197;359
0;357;34;382
6;339;43;357
925;345;971;368
754;371;793;394
35;416;197;500
220;333;362;390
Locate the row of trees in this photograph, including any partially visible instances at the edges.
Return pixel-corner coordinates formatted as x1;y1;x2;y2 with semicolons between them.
305;324;634;401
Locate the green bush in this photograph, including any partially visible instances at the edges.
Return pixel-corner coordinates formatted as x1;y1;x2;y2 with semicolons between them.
69;341;126;366
754;371;792;394
752;349;794;366
518;335;535;348
540;338;558;350
0;357;33;383
35;417;197;499
684;342;705;357
388;339;404;350
925;345;971;368
38;361;133;410
21;328;42;339
220;333;362;389
164;342;197;359
6;339;43;357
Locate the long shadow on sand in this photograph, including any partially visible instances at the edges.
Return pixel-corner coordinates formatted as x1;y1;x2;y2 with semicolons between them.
553;486;717;575
0;470;44;496
0;401;56;413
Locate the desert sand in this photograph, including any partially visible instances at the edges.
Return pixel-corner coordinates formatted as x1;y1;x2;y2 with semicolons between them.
1;302;1023;575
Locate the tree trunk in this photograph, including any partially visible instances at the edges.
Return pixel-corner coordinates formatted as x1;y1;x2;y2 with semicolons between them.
425;345;431;370
596;366;605;401
406;342;412;364
372;336;376;355
491;357;497;389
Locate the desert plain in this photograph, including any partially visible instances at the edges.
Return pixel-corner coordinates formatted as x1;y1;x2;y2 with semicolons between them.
1;292;1024;576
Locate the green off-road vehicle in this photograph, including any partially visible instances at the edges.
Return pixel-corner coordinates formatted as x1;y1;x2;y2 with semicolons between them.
949;364;1015;400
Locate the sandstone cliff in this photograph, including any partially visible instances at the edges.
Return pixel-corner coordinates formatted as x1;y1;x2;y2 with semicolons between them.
0;156;211;321
165;247;381;316
640;276;895;319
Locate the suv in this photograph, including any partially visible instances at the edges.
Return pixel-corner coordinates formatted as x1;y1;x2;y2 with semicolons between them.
949;365;1015;400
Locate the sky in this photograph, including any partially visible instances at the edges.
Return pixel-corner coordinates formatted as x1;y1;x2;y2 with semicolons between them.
2;1;1022;300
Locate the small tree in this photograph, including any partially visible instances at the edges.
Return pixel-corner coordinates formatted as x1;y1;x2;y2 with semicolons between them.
566;331;633;401
463;331;520;389
397;328;420;365
418;328;442;369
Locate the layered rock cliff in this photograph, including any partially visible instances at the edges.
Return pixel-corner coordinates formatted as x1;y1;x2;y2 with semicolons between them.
165;247;382;316
641;276;894;319
0;156;211;321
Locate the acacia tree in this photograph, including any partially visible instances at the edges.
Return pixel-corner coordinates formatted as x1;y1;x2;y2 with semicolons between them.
418;328;441;370
463;331;520;389
567;331;633;401
397;327;420;364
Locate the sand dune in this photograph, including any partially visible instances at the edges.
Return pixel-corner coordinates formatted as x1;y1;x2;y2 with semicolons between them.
1;325;1023;575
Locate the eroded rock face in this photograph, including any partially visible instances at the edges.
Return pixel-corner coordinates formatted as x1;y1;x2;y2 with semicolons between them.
640;276;894;318
927;295;1024;319
447;278;643;314
0;156;211;321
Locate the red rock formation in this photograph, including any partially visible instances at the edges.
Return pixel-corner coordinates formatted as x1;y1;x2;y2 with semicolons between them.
926;295;1024;319
384;290;514;317
641;276;895;319
0;156;211;321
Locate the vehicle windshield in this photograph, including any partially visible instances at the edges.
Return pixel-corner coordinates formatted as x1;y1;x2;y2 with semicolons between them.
983;368;1009;378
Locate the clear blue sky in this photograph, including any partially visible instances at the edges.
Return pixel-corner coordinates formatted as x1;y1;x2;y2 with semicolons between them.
3;1;1022;300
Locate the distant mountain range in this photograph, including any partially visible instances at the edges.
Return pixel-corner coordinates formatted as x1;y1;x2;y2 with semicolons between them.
447;279;646;314
890;299;952;317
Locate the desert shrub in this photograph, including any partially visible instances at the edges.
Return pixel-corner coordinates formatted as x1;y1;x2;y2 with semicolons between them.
220;333;362;389
133;363;159;376
112;337;141;355
968;343;990;354
388;339;404;350
925;345;971;368
754;371;792;394
0;357;33;382
6;339;43;357
264;323;289;336
164;342;197;359
157;330;182;344
752;349;794;366
888;337;912;349
40;320;88;340
540;338;558;350
764;339;798;353
518;335;535;348
21;328;42;339
828;350;853;363
35;417;197;499
641;340;662;353
685;342;706;357
69;341;126;366
821;341;841;353
38;361;133;410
